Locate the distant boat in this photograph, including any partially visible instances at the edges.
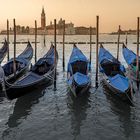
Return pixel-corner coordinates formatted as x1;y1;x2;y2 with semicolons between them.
67;44;91;96
99;44;131;101
122;44;140;82
0;40;8;63
5;44;58;100
2;41;33;84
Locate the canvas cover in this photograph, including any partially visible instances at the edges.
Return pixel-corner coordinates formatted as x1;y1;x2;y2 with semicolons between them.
109;74;129;93
122;47;136;65
18;42;33;60
99;47;116;64
67;72;90;86
67;45;88;72
73;72;90;86
34;45;55;67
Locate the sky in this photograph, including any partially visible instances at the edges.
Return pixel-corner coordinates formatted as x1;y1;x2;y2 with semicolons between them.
0;0;140;32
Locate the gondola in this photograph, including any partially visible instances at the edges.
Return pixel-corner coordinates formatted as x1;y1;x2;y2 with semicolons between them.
5;44;58;100
2;41;33;84
0;40;8;63
99;44;131;101
67;44;91;96
122;43;140;82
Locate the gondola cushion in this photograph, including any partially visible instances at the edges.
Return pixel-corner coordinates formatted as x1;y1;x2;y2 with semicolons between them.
73;72;90;86
109;74;129;93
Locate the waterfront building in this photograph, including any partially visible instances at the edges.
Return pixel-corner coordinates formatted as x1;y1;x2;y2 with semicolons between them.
46;18;75;35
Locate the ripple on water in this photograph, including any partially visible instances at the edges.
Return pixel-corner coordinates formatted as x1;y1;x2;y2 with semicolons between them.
0;35;140;140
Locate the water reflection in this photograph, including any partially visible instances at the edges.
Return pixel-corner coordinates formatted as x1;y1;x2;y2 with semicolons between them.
67;92;90;140
0;97;4;104
102;86;135;139
2;86;46;139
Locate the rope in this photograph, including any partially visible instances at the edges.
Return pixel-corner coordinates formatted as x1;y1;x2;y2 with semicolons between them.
126;67;136;106
44;73;54;80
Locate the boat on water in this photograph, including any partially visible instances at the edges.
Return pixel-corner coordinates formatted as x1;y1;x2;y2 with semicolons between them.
5;44;58;100
0;40;8;63
2;41;33;84
67;44;91;96
99;44;131;101
122;43;140;82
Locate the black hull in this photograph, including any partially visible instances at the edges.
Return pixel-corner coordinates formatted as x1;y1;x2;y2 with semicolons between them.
6;71;54;100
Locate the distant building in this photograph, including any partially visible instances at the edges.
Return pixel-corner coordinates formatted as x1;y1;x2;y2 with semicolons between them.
46;18;75;35
41;7;46;30
75;26;96;35
0;25;30;34
16;25;30;34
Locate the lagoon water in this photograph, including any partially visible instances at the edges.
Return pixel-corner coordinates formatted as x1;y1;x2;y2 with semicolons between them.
0;34;140;140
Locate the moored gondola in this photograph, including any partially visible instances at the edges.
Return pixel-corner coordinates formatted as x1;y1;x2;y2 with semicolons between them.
5;44;58;99
67;44;91;96
99;44;131;101
2;41;33;84
122;44;140;82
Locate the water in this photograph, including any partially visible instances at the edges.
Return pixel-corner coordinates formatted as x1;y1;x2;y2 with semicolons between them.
0;34;140;140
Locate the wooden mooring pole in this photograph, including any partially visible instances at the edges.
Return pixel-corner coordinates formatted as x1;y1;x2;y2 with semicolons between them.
7;19;9;61
13;19;16;77
95;16;99;88
117;25;121;60
125;32;128;46
54;19;57;90
44;29;46;47
136;17;139;89
35;20;37;63
89;26;92;71
62;20;65;71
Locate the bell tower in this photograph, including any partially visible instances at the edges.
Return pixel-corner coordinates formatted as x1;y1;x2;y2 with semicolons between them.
41;7;46;29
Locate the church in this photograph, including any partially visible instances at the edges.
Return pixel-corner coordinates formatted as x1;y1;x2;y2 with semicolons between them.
41;7;46;30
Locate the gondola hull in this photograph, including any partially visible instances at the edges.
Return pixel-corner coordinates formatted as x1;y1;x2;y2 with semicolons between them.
6;69;54;100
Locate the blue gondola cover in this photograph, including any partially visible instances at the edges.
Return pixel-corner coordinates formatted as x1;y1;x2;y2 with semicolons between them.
73;72;90;86
99;47;116;64
67;46;89;72
122;47;136;65
109;74;129;93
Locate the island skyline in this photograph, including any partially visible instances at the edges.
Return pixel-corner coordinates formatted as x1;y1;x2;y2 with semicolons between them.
0;0;140;33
